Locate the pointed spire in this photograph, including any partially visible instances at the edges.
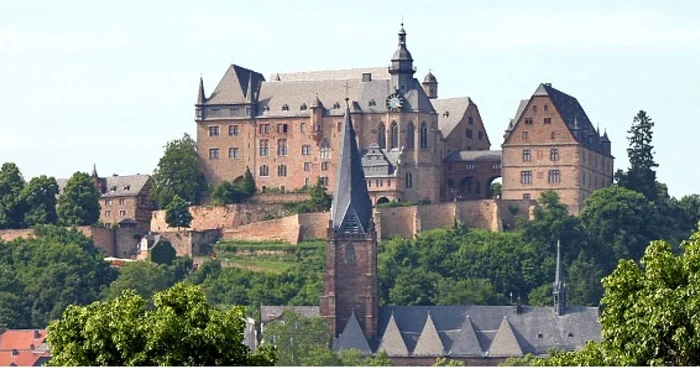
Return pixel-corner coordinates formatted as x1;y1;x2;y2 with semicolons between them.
91;164;98;178
331;99;373;234
377;312;409;357
245;72;254;102
311;93;323;109
553;239;567;315
197;76;206;104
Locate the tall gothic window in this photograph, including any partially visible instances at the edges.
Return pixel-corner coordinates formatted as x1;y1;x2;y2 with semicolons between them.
420;122;428;149
390;121;399;149
344;243;356;264
406;121;415;149
320;139;331;160
377;123;386;149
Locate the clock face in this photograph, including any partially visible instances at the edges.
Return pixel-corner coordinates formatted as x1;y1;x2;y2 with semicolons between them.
386;93;404;112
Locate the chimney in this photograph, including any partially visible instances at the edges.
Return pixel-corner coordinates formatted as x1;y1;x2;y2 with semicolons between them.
33;330;40;339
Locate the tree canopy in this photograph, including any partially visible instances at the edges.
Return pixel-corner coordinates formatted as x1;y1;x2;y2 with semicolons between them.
151;133;206;208
48;283;276;366
0;162;26;229
615;110;658;201
165;194;192;229
21;175;59;226
56;171;101;226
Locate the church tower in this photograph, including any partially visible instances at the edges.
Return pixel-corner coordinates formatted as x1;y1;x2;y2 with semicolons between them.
388;23;416;92
320;100;379;339
553;240;567;315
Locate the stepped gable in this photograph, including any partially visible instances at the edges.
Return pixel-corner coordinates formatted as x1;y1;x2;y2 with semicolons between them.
335;312;372;355
412;312;446;356
488;317;523;357
449;315;483;356
376;312;409;357
331;103;373;234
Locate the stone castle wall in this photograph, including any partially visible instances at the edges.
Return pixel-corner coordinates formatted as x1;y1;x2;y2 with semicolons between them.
150;203;289;232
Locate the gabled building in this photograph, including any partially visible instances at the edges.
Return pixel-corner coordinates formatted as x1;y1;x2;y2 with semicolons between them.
0;329;51;367
502;83;614;214
262;100;601;365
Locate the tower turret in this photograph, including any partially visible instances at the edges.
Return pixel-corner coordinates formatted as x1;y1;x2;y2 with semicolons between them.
388;23;416;92
422;70;438;99
553;240;567;315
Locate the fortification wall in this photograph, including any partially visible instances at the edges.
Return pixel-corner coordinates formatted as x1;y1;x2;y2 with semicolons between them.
150;203;289;232
0;228;35;242
377;206;418;240
222;215;301;244
250;192;311;204
298;212;331;240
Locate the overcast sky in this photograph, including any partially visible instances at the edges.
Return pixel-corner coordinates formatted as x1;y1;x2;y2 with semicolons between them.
1;0;698;197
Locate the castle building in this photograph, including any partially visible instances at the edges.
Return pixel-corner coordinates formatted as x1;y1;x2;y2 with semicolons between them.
501;83;614;214
195;24;494;206
262;103;601;365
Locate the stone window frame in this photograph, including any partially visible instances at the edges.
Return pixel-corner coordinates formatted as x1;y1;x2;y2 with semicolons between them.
277;164;287;177
303;162;312;172
105;210;111;217
522;131;529;139
320;139;331;160
390;121;399;149
468;116;474;125
321;162;329;171
277;124;288;134
466;129;473;139
259;139;270;157
259;165;270;177
320;176;329;186
544;118;552;124
520;170;532;184
420;122;429;149
406;121;415;149
119;210;126;217
277;139;288;156
229;147;239;159
228;125;239;136
525;117;534;125
550;148;559;161
302;145;312;155
522;149;531;162
377;123;387;149
405;172;413;188
208;125;220;136
548;169;561;183
208;148;219;160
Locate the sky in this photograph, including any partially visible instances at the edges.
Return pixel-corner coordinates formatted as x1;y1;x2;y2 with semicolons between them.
1;0;699;197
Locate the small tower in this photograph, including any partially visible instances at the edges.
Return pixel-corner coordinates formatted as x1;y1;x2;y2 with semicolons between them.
320;99;378;339
601;129;611;154
422;70;438;99
553;240;567;315
195;76;206;120
388;23;415;92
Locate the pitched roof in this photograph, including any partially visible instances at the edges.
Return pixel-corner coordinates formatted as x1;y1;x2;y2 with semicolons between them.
488;317;523;357
376;313;409;357
207;64;265;105
532;83;609;155
412;313;446;356
101;175;151;198
449;316;483;356
335;312;372;355
361;143;396;178
0;351;50;367
331;104;373;234
443;150;502;163
272;67;390;82
433;97;473;138
0;329;47;350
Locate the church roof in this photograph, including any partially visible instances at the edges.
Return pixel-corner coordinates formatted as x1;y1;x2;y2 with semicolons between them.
335;312;372;355
376;313;409;357
448;316;483;356
331;103;373;234
488;317;523;357
412;313;446;356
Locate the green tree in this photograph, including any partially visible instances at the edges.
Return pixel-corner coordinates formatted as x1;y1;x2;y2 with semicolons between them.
579;185;658;270
389;268;439;306
0;162;26;229
211;180;245;204
241;166;256;197
102;261;174;301
165;194;192;229
56;171;101;226
152;133;206;208
489;182;502;199
262;310;332;366
21;175;59;226
48;283;276;366
308;178;332;212
433;357;465;366
435;278;507;306
149;241;176;265
526;283;551;307
565;251;604;306
365;350;393;366
615;110;659;201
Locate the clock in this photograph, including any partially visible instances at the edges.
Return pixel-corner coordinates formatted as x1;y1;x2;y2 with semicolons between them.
386;93;404;112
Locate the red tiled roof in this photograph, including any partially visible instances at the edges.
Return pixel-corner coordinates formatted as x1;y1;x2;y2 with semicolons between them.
0;350;50;367
0;330;47;350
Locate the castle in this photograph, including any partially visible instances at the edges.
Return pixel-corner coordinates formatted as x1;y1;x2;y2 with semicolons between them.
195;23;613;215
262;102;601;365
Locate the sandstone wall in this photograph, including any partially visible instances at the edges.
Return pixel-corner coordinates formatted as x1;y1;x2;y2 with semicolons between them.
150;203;289;232
222;215;301;244
377;206;418;240
298;212;331;240
250;192;311;204
0;228;35;242
156;229;220;258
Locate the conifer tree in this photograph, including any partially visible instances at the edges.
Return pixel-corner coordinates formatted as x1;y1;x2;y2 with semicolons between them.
615;110;659;201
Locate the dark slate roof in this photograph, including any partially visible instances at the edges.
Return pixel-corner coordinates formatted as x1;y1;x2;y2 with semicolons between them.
533;83;610;156
260;306;320;324
331;104;374;234
206;64;265;105
373;305;601;357
335;312;372;355
488;317;523;357
432;97;473;138
272;67;390;82
412;313;446;356
423;71;437;84
443;150;502;162
56;174;150;198
377;313;409;357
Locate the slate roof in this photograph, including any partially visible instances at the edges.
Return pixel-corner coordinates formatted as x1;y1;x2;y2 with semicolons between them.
361;143;397;177
412;313;446;356
376;313;409;357
335;312;372;355
206;64;264;105
443;150;502;162
56;174;150;198
331;104;374;234
432;97;473;138
272;67;390;82
260;306;320;325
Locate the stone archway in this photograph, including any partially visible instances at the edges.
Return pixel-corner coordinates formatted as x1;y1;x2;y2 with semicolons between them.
233;175;244;185
486;176;503;199
376;197;390;205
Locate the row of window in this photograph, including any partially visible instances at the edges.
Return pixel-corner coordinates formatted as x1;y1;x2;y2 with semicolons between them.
259;161;334;177
207;140;333;160
523;148;559;162
524;117;552;125
582;171;608;190
376;122;429;150
104;199;127;207
520;170;561;184
208;125;240;137
465;129;485;140
104;210;127;217
520;131;557;140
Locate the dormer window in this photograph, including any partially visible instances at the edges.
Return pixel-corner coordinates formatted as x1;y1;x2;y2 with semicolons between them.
443;111;450;118
263;105;270;112
110;186;117;192
124;185;131;191
300;103;307;111
333;102;341;109
282;104;289;111
369;99;376;106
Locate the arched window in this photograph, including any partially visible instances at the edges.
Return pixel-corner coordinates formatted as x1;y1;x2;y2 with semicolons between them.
420;122;428;149
390;121;399;149
550;148;559;161
406;121;415;149
320;139;331;160
377;123;386;149
344;244;356;263
259;165;269;177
